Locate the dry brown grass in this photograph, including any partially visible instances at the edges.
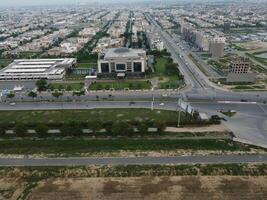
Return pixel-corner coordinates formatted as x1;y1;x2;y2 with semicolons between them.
23;176;267;200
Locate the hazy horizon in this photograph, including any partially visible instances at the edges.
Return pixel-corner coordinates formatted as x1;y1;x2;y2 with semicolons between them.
0;0;265;7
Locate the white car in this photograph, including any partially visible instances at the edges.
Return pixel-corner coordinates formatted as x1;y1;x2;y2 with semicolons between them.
159;103;165;106
9;102;16;106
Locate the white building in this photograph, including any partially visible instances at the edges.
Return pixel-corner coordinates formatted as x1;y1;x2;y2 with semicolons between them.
0;58;76;80
98;48;147;76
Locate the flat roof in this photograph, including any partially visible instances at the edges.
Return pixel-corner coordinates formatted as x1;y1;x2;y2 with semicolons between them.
11;65;52;69
103;48;146;59
18;61;56;65
0;58;77;80
5;68;47;73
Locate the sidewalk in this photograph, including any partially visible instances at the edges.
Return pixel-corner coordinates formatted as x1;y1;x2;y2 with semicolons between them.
166;124;229;133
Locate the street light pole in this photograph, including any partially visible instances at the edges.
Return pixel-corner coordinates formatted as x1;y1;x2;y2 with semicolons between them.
177;96;181;127
177;108;181;128
151;93;155;111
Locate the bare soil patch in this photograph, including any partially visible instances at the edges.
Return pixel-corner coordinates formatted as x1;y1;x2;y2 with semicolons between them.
25;176;267;200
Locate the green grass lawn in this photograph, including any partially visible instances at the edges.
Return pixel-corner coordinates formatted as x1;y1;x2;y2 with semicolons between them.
89;81;151;90
200;53;210;60
0;59;13;68
154;56;183;89
17;51;40;59
155;57;169;74
0;108;184;125
249;53;267;66
159;76;183;89
230;44;248;51
220;111;237;117
0;138;253;156
65;74;87;80
47;82;84;91
233;85;254;90
76;62;97;68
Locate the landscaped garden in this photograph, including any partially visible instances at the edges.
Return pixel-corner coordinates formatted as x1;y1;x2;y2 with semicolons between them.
152;50;184;89
89;80;151;90
47;82;84;91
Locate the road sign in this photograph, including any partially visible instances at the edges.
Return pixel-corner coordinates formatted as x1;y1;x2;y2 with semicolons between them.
178;98;194;115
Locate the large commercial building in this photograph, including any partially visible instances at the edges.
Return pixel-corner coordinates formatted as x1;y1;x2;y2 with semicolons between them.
97;48;147;77
226;57;256;83
0;58;76;80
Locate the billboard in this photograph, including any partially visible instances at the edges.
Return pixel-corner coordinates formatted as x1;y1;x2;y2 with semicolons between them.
178;98;194;115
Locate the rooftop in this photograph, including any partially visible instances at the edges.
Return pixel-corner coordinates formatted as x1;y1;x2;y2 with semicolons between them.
0;58;76;80
102;48;146;59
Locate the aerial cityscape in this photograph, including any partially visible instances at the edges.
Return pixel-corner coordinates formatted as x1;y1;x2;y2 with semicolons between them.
0;0;266;199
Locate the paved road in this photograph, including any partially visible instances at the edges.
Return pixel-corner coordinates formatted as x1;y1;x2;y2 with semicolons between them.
1;154;267;166
144;14;267;104
1;100;267;147
192;102;267;147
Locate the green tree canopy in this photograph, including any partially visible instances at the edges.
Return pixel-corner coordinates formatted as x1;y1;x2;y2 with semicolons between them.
36;79;48;91
14;123;27;137
35;124;49;138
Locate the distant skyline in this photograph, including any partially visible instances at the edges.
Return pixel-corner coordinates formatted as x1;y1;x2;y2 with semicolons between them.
0;0;265;7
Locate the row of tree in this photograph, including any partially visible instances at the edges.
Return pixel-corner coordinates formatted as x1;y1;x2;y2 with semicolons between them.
0;121;167;138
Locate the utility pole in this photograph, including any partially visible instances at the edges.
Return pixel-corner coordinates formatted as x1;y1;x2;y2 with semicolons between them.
177;97;181;127
177;108;181;128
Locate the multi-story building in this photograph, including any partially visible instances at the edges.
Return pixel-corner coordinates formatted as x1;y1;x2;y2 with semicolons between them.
228;58;250;74
223;22;231;33
226;57;256;83
181;24;196;44
195;31;210;51
97;48;147;77
209;37;225;58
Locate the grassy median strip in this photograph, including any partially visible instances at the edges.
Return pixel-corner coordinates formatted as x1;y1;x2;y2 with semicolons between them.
0;109;183;125
0;139;254;156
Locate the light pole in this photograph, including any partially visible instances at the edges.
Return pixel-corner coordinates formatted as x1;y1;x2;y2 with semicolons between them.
177;97;181;128
151;94;155;111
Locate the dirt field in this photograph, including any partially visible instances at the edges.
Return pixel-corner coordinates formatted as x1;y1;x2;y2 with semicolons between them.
237;41;267;51
20;176;267;200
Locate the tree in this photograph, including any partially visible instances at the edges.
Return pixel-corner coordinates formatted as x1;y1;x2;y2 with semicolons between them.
96;84;103;90
111;121;133;136
52;91;63;98
35;124;49;138
154;121;166;132
0;124;6;136
14;123;27;137
7;92;15;99
36;79;48;91
88;121;102;134
137;122;148;135
66;85;72;91
28;91;37;99
60;121;83;136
